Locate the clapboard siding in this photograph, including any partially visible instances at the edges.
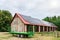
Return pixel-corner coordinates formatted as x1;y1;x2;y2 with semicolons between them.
11;15;25;32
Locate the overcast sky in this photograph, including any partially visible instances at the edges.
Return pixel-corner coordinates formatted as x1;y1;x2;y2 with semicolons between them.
0;0;60;19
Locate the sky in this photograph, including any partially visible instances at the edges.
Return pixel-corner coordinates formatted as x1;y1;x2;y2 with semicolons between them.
0;0;60;19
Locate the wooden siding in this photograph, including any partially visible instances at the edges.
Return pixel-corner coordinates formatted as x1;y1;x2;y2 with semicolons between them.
11;15;25;32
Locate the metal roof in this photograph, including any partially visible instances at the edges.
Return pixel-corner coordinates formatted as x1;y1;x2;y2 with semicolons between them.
21;14;43;25
19;14;57;27
41;20;56;27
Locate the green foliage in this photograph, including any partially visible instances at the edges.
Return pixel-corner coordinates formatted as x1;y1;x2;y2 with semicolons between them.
0;10;12;32
43;16;60;31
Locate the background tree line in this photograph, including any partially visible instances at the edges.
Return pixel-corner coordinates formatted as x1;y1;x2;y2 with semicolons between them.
0;10;12;32
43;16;60;31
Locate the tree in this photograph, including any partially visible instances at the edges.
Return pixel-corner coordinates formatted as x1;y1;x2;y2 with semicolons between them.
43;17;52;22
43;16;60;31
0;10;12;32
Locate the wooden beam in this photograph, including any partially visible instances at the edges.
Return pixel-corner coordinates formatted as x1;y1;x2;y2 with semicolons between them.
39;26;40;32
47;27;48;32
24;25;27;32
43;26;45;32
33;25;35;32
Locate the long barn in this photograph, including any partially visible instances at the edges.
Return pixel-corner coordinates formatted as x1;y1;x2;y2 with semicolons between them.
11;13;57;33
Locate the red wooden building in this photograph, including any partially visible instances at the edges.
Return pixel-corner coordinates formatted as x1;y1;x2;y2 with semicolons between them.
11;13;57;33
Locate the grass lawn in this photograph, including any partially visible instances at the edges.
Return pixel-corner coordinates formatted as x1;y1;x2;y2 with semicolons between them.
0;32;60;40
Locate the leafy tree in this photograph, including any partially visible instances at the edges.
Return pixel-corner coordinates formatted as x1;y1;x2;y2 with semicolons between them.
0;10;12;32
43;16;60;31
